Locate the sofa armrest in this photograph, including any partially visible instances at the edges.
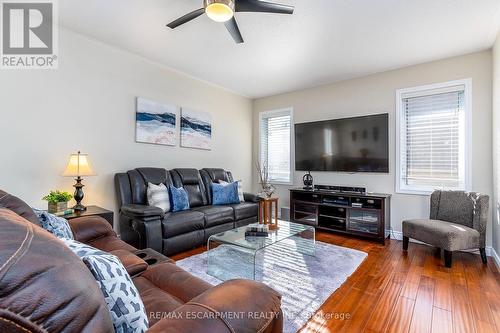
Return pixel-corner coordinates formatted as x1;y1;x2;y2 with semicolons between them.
68;216;116;243
148;279;282;333
121;204;164;219
120;204;164;253
243;192;260;203
130;218;163;253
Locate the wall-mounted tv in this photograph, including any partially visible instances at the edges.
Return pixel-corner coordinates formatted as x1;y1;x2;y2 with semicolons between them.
295;113;389;173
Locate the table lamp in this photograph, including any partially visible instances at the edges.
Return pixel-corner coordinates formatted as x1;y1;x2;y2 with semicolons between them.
62;151;95;211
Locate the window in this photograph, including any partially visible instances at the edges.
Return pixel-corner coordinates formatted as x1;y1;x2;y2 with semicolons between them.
259;108;293;184
396;79;472;195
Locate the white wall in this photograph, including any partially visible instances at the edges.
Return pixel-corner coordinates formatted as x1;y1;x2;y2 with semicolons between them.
492;32;500;256
0;28;253;226
253;51;493;247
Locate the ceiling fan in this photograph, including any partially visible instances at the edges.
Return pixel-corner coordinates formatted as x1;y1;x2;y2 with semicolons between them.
166;0;294;44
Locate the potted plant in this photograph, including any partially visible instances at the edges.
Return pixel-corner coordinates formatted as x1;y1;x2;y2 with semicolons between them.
43;190;73;213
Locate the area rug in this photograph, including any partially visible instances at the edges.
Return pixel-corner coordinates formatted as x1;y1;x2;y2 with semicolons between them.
176;238;367;333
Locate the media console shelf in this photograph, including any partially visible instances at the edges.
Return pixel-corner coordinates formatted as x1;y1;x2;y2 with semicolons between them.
290;188;391;245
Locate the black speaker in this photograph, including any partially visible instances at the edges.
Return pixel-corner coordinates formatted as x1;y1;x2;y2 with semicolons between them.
303;171;313;190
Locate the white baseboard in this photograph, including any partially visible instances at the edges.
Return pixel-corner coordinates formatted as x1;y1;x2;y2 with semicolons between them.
491;247;500;270
389;229;494;258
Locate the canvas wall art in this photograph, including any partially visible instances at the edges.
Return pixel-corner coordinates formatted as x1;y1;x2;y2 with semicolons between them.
136;97;178;146
180;108;212;150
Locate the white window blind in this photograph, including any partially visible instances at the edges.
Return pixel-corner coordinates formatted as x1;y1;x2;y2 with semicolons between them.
396;80;471;194
260;109;292;183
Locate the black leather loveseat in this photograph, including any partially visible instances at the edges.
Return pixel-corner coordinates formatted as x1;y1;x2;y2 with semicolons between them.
115;168;258;255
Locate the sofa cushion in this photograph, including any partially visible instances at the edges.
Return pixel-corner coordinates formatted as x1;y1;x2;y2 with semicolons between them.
192;205;234;227
0;189;40;225
230;202;258;221
402;219;480;251
162;210;205;238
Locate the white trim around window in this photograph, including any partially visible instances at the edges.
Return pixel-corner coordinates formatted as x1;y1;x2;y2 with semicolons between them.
395;79;472;195
258;107;294;185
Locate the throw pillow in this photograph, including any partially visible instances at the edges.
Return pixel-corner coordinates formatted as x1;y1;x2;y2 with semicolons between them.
61;239;149;333
32;208;74;239
219;180;244;202
147;182;170;212
212;182;240;205
169;186;190;212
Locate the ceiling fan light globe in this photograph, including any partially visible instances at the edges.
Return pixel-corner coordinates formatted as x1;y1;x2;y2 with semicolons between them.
204;0;235;22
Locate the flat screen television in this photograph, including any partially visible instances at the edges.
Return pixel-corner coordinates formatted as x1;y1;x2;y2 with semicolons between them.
295;113;389;173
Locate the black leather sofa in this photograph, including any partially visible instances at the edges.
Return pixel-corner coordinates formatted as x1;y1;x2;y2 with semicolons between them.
115;168;258;255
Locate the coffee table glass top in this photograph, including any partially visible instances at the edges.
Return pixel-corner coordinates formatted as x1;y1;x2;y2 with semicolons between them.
208;220;312;251
207;220;315;281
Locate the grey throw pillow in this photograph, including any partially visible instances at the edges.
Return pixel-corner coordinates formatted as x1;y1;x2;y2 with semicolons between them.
147;182;170;212
33;208;74;239
61;239;149;333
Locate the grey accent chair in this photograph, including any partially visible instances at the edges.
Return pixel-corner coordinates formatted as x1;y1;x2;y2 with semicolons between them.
402;190;489;268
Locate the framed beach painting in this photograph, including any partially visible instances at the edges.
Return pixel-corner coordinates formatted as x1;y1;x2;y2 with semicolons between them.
180;108;212;150
135;97;178;146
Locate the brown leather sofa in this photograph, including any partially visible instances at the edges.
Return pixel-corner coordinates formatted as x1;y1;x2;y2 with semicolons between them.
0;190;283;333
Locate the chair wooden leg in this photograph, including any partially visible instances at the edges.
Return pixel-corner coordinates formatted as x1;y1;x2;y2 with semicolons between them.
403;236;409;251
444;250;452;268
480;248;487;264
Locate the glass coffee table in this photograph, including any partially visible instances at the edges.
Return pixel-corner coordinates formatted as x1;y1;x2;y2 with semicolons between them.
207;220;315;281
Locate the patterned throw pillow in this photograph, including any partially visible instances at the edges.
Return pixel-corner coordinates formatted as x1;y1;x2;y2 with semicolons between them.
212;182;240;205
61;239;148;333
219;180;244;202
169;186;190;212
147;182;170;212
32;208;74;239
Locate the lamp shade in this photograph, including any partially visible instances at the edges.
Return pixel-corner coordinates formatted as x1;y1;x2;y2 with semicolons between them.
62;151;95;177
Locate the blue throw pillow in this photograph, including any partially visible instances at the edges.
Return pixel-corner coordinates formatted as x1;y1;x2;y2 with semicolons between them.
169;186;190;212
32;208;74;239
212;182;240;205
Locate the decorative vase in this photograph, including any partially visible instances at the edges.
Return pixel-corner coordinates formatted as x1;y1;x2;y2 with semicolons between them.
259;183;276;198
48;202;68;214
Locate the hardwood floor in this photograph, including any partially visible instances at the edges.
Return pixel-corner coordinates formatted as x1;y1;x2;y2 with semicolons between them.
171;231;500;333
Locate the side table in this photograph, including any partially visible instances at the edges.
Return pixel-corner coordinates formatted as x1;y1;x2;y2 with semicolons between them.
63;205;114;226
258;197;279;230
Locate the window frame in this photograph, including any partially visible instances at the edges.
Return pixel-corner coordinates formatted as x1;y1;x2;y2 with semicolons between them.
258;107;294;185
395;79;472;195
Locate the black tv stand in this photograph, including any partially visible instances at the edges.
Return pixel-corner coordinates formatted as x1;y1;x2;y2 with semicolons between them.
290;188;391;245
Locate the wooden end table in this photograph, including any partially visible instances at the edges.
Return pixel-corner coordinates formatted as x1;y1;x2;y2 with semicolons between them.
258;197;279;230
64;205;114;226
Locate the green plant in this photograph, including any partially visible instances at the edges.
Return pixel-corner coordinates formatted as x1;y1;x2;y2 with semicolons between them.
42;190;73;203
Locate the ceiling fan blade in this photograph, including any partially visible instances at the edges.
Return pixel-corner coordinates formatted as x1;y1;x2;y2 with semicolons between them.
167;8;205;29
225;17;244;44
235;0;294;14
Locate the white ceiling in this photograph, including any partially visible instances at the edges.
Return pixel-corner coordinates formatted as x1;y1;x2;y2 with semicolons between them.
60;0;500;98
